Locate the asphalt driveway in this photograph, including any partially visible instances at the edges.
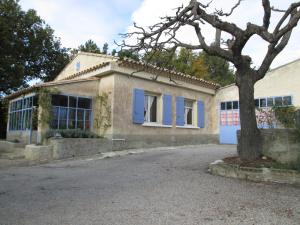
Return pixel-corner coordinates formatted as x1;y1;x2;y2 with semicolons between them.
0;144;299;225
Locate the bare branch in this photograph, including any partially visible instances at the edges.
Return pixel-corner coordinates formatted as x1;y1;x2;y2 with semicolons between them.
214;0;242;17
274;2;300;34
262;0;271;29
119;0;300;84
271;6;286;13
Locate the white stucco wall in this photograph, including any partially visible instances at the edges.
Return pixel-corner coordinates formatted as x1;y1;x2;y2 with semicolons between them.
213;58;300;134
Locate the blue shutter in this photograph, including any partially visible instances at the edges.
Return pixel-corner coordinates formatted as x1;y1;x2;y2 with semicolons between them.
163;95;172;125
132;89;144;124
176;96;184;126
198;100;205;128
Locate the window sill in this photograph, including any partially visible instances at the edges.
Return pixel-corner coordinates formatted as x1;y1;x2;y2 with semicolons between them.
176;125;200;129
142;123;172;128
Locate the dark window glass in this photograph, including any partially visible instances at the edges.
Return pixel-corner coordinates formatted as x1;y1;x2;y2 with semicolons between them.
77;109;84;121
59;108;68;120
267;98;274;107
77;121;84;129
51;120;59;129
69;109;76;120
78;98;91;109
260;98;266;107
16;100;22;110
69;96;77;108
150;97;157;122
50;107;59;129
49;95;92;130
226;102;232;110
85;120;90;130
275;97;283;106
221;102;226;110
59;120;67;129
187;108;192;125
68;109;76;129
52;107;59;120
52;95;68;107
23;99;27;109
33;95;38;106
254;99;259;107
85;110;91;121
233;101;239;109
283;96;292;106
27;97;32;108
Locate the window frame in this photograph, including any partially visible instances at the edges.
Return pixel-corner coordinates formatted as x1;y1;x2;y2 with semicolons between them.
184;99;194;126
144;93;158;123
50;94;92;130
8;94;36;131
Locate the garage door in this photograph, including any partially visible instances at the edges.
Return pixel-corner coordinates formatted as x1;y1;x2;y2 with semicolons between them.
219;101;240;144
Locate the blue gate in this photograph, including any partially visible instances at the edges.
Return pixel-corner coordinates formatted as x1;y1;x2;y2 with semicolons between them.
219;125;240;144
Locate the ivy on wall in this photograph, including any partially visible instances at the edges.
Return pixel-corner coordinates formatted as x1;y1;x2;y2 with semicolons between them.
37;88;59;128
94;92;111;136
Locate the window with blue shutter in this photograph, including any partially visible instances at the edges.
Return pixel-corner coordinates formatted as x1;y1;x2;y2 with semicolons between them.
176;96;184;126
163;95;172;125
197;100;205;128
132;89;144;124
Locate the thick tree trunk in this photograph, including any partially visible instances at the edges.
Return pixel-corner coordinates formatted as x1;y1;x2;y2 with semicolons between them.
236;69;262;161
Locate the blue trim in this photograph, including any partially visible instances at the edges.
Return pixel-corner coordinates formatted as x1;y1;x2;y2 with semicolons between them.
132;88;145;124
176;96;184;126
163;94;172;125
197;100;205;128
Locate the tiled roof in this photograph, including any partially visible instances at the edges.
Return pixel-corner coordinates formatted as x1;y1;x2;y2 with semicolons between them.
5;77;99;100
117;58;220;89
61;57;220;89
61;62;110;81
5;54;221;100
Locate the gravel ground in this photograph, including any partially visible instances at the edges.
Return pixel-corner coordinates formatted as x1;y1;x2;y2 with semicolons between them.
0;144;299;225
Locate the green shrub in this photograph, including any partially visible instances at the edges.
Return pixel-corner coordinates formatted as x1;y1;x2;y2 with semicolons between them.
44;129;100;139
273;106;296;128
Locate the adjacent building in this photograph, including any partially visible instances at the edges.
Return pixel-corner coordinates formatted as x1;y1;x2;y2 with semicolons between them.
215;58;300;144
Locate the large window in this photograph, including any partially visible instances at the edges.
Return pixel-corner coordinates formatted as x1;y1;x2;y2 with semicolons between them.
254;96;292;108
220;101;239;111
9;95;37;131
50;94;92;130
184;100;193;125
144;94;157;123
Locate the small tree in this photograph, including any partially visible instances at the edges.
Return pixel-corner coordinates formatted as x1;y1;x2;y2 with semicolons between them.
120;0;300;160
102;42;109;54
78;39;101;54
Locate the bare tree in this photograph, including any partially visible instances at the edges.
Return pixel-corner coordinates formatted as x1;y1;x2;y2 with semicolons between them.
119;0;300;160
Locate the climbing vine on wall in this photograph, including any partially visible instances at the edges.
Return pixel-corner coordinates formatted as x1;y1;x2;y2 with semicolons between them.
37;88;59;127
94;92;111;136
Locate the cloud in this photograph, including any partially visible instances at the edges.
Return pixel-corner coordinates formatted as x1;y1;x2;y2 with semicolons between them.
20;0;142;50
128;0;300;68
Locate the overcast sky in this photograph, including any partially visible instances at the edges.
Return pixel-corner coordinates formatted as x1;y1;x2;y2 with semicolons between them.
20;0;300;69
